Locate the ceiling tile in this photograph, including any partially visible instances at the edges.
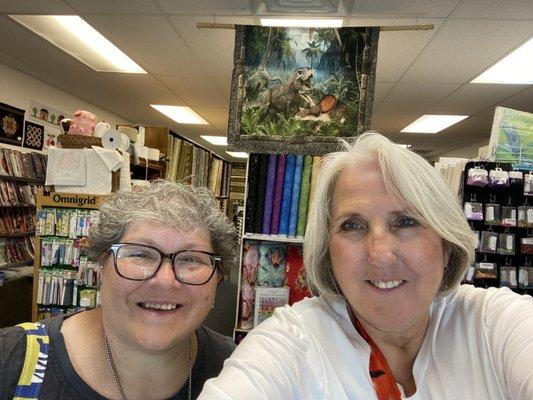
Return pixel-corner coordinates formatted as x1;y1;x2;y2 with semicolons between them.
156;0;252;14
401;114;493;153
376;22;441;82
98;74;180;105
83;14;206;76
429;83;529;115
157;75;229;108
451;0;533;19
370;112;419;135
0;0;75;14
65;0;160;14
167;15;238;80
372;82;394;110
497;86;533;115
0;16;93;72
402;19;533;83
191;106;230;126
376;82;460;114
348;0;461;18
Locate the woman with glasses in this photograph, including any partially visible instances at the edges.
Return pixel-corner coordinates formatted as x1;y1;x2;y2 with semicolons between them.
0;180;237;400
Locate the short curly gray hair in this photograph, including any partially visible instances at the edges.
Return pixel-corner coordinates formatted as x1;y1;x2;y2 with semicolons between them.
305;132;477;300
88;180;237;276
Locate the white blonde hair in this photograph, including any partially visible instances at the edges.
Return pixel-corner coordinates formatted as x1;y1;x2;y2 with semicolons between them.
304;132;477;300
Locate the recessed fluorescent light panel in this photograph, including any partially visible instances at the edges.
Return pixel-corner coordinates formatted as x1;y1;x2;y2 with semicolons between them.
201;135;228;146
401;115;468;134
10;15;146;73
472;37;533;84
260;18;343;28
226;151;249;159
397;144;412;148
151;105;208;125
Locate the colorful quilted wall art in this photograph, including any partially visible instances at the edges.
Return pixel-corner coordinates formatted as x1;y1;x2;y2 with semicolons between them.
0;101;24;146
23;121;44;151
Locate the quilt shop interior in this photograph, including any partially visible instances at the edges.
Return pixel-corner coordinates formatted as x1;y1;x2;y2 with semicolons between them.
0;1;531;347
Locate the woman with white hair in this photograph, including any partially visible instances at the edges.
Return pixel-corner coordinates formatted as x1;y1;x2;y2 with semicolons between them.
199;132;533;399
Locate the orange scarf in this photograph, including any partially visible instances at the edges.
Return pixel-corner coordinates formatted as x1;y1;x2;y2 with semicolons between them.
349;310;402;400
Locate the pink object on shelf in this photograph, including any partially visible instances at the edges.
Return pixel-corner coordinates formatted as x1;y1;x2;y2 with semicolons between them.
68;110;97;136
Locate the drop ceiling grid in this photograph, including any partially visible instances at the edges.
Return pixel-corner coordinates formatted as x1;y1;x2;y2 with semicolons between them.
372;82;395;111
376;82;461;115
450;0;533;19
370;112;420;134
0;16;93;73
64;0;162;15
156;75;229;108
498;87;533;114
375;23;442;83
428;83;530;115
167;15;238;80
82;14;209;77
0;0;75;14
401;18;533;84
155;0;252;15
347;0;462;18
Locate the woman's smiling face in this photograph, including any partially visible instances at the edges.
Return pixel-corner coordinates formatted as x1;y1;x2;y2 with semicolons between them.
328;161;447;334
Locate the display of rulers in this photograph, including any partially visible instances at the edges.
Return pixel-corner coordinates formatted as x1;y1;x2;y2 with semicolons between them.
32;190;107;321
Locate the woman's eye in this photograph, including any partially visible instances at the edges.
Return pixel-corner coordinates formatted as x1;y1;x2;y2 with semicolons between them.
340;220;362;231
396;217;418;228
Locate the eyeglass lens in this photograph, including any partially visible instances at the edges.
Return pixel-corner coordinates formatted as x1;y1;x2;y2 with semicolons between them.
115;244;215;284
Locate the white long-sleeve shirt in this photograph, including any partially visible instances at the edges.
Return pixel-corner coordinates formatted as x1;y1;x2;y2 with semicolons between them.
199;285;533;400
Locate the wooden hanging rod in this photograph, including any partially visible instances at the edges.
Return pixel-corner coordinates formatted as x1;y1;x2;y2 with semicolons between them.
196;22;434;31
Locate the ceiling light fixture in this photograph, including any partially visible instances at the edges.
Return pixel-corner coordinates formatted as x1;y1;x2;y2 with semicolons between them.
201;135;228;146
472;37;533;84
397;144;412;148
226;151;249;159
10;15;146;73
150;105;208;125
260;18;343;28
401;115;468;133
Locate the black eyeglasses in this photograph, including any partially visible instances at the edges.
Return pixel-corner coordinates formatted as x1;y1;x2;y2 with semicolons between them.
108;243;221;285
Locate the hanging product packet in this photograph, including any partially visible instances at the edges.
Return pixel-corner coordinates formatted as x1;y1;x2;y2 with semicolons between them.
518;266;533;289
521;237;533;254
524;172;533;196
497;233;515;255
489;168;509;188
517;206;533;228
484;203;500;225
500;266;517;288
466;167;488;187
509;171;523;186
500;206;517;227
464;202;483;220
475;262;497;279
480;231;498;253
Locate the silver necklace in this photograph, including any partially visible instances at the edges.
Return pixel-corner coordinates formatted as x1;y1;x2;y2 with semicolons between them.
103;333;193;400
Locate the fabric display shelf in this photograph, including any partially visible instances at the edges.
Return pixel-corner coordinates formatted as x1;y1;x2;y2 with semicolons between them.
233;153;320;344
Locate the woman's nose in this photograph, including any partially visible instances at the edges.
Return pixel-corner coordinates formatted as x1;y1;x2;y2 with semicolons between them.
149;258;182;287
365;227;397;268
